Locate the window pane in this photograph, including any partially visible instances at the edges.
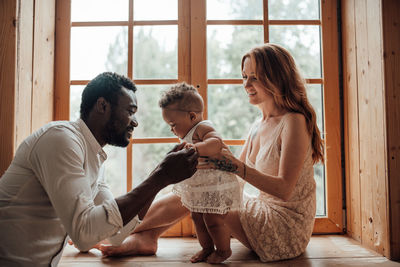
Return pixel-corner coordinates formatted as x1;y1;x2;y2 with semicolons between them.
269;0;319;20
71;27;128;80
269;25;321;78
71;0;129;22
134;85;173;138
70;85;85;121
134;26;178;79
207;26;264;79
315;163;326;216
104;146;127;197
306;83;325;216
132;143;176;199
208;84;259;139
306;84;324;134
134;0;177;20
207;0;263;20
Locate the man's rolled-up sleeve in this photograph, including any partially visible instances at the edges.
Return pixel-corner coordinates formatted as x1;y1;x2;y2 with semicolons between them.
28;127;123;251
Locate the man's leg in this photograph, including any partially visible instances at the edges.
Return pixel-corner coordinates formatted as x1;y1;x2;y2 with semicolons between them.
100;193;189;256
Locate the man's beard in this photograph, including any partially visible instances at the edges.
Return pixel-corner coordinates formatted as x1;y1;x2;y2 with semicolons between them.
104;111;130;147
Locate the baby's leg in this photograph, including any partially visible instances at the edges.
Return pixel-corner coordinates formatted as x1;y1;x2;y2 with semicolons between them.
203;213;232;264
190;212;215;263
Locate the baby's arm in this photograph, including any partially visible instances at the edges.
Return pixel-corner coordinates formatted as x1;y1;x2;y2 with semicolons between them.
191;124;223;157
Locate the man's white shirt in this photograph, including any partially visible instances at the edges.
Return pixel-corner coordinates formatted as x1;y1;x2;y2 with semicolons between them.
0;119;125;267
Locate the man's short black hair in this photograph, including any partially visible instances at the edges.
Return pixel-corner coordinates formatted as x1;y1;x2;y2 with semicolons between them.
80;72;137;121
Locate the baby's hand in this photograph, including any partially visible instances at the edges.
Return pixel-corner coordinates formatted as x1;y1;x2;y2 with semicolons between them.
184;143;197;151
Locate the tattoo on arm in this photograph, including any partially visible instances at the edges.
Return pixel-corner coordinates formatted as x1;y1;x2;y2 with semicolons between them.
209;157;239;173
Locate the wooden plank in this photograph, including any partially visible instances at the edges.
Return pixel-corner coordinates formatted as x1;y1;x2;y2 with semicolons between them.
366;0;389;256
382;0;400;260
190;0;207;118
341;0;362;242
59;236;396;266
313;218;345;234
54;0;71;120
14;0;34;148
320;0;343;233
31;0;55;131
355;0;374;251
354;0;389;255
0;0;17;176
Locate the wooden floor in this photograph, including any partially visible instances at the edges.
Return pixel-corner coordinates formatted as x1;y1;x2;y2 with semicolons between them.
59;235;400;266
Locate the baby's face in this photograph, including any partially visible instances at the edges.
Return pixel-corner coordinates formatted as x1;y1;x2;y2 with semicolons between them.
161;107;194;139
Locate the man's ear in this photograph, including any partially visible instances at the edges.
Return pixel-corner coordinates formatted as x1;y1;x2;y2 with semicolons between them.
189;111;197;121
95;97;109;114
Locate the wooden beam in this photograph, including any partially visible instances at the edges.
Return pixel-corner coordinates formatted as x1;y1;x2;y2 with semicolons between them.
0;0;17;176
382;0;400;260
54;0;71;120
32;0;55;131
15;0;34;148
321;0;343;233
190;0;207;118
342;0;362;242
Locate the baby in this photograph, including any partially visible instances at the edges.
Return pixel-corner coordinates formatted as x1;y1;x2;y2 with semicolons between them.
159;83;240;264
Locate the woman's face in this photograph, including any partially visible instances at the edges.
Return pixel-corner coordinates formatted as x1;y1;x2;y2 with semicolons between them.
242;57;272;106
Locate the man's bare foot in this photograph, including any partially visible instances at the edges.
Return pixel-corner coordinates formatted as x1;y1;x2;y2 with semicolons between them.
190;247;215;263
99;232;157;257
206;249;232;264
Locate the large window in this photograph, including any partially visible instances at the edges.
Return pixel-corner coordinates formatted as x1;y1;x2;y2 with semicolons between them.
55;0;342;235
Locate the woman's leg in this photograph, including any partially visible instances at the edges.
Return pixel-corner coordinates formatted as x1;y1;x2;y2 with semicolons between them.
224;210;252;249
203;213;232;263
100;193;189;256
190;212;215;263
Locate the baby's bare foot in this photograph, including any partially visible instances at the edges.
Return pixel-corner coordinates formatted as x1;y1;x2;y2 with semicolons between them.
190;247;215;263
206;249;232;264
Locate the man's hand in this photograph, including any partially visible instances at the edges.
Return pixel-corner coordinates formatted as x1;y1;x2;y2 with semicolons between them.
157;145;198;185
115;143;198;226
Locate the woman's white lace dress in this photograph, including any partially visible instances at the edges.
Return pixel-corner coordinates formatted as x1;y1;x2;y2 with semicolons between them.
239;113;316;262
172;120;241;214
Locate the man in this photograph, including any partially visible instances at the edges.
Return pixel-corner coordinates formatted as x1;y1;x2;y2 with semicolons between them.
0;72;198;266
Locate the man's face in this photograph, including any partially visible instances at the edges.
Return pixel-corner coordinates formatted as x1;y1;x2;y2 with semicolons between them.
104;87;138;147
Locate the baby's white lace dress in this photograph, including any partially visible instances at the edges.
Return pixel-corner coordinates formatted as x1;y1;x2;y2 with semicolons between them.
172;120;241;214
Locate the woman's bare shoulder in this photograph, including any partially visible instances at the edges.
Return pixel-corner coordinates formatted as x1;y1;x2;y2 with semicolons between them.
284;112;307;127
282;112;308;137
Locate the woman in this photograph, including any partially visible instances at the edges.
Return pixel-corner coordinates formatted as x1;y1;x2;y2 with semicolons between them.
100;43;324;262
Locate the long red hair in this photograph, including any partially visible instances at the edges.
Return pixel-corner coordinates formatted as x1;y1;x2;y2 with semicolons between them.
241;43;324;163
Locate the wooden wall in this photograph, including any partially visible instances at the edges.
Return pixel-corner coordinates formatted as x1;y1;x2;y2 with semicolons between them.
342;0;400;260
0;0;55;176
381;0;400;260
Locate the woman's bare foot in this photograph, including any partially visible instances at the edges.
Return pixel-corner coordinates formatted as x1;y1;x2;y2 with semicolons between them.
206;249;232;264
190;247;215;263
99;232;157;257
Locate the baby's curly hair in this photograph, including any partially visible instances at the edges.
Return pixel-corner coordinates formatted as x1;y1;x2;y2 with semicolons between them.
159;82;204;112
